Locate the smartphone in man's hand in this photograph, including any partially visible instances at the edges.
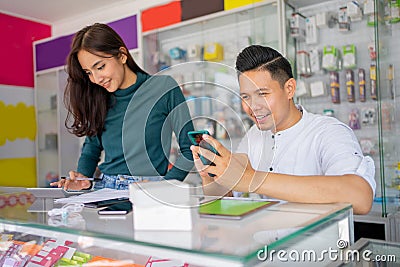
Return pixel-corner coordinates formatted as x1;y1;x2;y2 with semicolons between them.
188;130;220;168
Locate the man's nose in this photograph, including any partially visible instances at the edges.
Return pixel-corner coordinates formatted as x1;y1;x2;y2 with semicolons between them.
251;97;266;110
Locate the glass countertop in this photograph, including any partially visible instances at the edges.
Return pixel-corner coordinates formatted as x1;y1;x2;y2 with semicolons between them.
0;187;352;265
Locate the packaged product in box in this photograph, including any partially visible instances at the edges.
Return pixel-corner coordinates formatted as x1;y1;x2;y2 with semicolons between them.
342;44;357;69
338;6;351;31
346;69;355;102
322;46;340;71
358;68;366;102
290;13;306;40
130;180;194;230
370;64;377;100
329;71;340;104
187;44;203;61
203;43;224;61
169;47;186;60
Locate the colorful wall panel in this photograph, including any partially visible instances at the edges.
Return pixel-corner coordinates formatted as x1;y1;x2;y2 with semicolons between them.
223;0;264;10
0;13;51;87
141;1;181;32
0;85;36;187
181;0;224;21
35;15;138;71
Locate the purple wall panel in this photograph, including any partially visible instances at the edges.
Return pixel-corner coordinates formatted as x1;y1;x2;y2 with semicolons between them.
109;15;138;50
36;35;73;71
36;15;138;71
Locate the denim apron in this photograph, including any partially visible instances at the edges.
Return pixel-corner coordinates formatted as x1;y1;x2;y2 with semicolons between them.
94;174;164;190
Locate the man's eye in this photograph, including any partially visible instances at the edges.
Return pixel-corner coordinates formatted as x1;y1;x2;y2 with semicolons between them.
241;95;249;100
259;92;268;96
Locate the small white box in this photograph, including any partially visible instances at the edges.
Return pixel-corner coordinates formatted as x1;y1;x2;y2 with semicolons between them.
187;44;202;60
290;13;306;40
306;16;318;44
316;12;329;28
364;0;375;15
295;79;308;97
130;180;195;231
347;1;363;21
310;81;326;97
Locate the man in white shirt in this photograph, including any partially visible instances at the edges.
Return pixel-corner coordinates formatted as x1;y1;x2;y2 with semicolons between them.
190;45;376;215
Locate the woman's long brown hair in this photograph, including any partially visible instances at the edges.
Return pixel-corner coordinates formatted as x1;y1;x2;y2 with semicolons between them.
64;23;146;137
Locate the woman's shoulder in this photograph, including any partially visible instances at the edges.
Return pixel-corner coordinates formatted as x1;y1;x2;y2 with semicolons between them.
144;74;177;85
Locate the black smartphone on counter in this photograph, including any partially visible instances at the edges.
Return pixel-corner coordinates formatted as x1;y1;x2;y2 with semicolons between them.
97;201;133;215
84;197;129;208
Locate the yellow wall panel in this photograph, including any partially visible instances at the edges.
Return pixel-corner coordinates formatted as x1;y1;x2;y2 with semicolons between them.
0;101;36;146
224;0;264;10
0;158;36;187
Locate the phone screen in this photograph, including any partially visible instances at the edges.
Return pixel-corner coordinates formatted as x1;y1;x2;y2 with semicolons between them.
188;130;219;166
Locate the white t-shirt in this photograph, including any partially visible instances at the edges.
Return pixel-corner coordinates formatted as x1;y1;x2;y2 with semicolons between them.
235;106;376;195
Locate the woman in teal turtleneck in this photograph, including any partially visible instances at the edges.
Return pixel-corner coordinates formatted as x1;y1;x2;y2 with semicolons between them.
51;23;194;190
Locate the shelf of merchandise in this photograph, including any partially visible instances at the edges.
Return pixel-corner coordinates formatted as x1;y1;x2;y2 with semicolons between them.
287;0;400;239
140;0;295;169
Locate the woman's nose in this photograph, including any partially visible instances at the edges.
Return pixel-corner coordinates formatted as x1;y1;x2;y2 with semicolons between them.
92;72;103;84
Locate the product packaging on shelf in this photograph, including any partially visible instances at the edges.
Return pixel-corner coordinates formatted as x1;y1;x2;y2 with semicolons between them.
370;64;377;100
329;71;340;103
358;68;366;102
346;69;355;102
203;43;224;61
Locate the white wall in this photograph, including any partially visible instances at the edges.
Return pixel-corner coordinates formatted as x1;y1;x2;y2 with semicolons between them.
52;0;172;37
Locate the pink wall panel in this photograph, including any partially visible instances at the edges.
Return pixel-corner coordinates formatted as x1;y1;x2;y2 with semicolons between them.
0;13;51;87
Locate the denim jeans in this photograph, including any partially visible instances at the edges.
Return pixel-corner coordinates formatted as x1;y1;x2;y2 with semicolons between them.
94;174;164;190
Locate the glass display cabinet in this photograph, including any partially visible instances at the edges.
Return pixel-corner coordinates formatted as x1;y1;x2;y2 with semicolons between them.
0;187;353;266
141;0;295;172
142;0;294;74
34;49;140;187
286;0;400;219
35;69;82;187
330;238;400;266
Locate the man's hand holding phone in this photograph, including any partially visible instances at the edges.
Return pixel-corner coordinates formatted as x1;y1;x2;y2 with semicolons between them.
190;133;258;195
188;131;224;179
187;130;220;166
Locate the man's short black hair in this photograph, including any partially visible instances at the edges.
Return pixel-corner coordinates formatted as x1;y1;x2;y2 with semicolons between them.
235;45;293;88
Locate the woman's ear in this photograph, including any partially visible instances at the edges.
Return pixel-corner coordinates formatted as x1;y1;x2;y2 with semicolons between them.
285;78;296;99
119;47;127;64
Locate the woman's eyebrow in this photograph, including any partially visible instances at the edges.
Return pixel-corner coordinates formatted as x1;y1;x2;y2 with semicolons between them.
91;60;103;69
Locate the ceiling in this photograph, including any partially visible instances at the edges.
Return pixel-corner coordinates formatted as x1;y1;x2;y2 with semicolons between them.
0;0;132;24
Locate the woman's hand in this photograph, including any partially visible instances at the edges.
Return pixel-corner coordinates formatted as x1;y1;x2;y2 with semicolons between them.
49;171;92;191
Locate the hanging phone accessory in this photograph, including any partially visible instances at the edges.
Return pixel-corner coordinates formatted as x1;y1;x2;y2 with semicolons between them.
48;203;85;228
48;203;84;218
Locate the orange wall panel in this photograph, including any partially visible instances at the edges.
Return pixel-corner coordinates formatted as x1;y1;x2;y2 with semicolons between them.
141;1;181;32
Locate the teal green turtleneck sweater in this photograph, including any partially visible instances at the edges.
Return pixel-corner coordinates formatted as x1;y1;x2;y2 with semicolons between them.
77;72;194;181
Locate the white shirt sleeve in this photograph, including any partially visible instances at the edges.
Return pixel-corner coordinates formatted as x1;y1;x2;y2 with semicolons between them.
320;123;376;195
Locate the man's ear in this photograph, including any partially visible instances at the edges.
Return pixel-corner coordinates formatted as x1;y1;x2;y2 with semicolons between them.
285;78;296;99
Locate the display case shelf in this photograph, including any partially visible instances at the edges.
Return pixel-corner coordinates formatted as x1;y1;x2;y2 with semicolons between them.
286;0;400;217
0;188;354;267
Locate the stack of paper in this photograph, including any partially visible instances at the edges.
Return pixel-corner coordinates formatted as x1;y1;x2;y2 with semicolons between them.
54;188;129;204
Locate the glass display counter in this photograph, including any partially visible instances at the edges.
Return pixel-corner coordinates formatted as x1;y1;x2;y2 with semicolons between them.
330;238;400;266
0;187;353;266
